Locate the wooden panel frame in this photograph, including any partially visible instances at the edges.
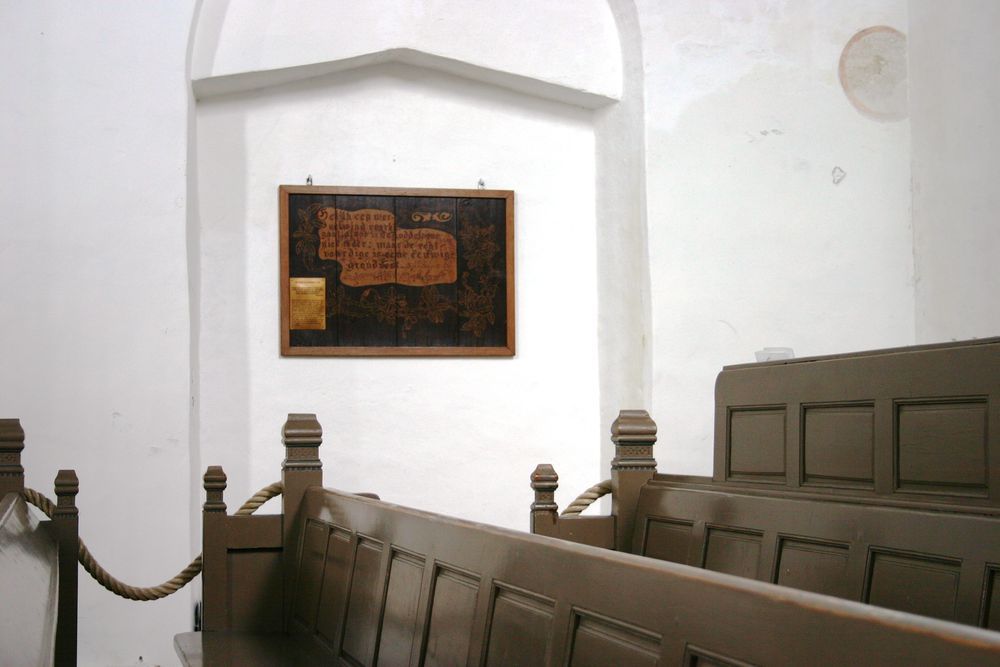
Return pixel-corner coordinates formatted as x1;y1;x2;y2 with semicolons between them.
279;185;515;357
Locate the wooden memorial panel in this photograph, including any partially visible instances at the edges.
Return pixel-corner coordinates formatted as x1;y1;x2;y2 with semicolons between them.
280;186;515;356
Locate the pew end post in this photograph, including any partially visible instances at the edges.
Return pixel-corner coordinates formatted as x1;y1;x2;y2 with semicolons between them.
280;413;322;629
609;409;658;553
0;418;25;497
53;469;79;666
530;409;657;551
200;465;228;631
529;463;559;533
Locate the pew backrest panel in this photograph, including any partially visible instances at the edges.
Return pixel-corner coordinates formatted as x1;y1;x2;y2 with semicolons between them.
714;337;1000;509
0;492;58;666
283;486;1000;666
633;477;1000;628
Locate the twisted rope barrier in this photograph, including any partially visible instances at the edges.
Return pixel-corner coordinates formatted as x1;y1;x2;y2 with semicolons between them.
22;477;609;596
20;481;283;601
560;479;612;516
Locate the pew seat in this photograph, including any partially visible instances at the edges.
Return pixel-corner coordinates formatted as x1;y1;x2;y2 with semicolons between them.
173;631;332;666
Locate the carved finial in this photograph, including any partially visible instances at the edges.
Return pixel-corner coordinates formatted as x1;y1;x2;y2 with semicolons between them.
610;409;657;471
53;470;79;517
203;466;227;513
0;419;25;485
530;463;559;513
282;413;322;472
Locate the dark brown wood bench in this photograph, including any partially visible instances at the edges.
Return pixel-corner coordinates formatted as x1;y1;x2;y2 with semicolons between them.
7;338;1000;665
0;419;78;667
176;413;1000;665
533;338;1000;630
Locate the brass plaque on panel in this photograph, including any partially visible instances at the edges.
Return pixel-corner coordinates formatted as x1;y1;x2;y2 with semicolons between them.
289;277;326;330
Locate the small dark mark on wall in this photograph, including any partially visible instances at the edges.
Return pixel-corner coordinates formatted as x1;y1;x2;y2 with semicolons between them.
718;319;738;336
832;166;847;185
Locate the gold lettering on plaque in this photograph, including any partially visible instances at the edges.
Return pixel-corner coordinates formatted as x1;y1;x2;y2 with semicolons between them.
289;277;326;330
315;207;457;287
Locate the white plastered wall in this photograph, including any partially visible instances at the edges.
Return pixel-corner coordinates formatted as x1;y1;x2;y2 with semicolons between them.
637;0;916;474
193;0;621;103
191;0;625;530
909;0;1000;343
0;1;196;665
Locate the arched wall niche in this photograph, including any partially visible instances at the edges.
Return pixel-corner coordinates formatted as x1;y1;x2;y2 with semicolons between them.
188;0;649;529
191;0;623;105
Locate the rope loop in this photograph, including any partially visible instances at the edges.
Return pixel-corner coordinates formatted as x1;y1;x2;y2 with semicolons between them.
21;481;283;601
560;479;612;516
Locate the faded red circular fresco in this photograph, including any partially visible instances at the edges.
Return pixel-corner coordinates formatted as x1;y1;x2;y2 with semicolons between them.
839;26;908;121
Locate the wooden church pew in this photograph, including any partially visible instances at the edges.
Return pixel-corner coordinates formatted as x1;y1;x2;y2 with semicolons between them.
174;413;1000;665
3;409;1000;664
532;338;1000;629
